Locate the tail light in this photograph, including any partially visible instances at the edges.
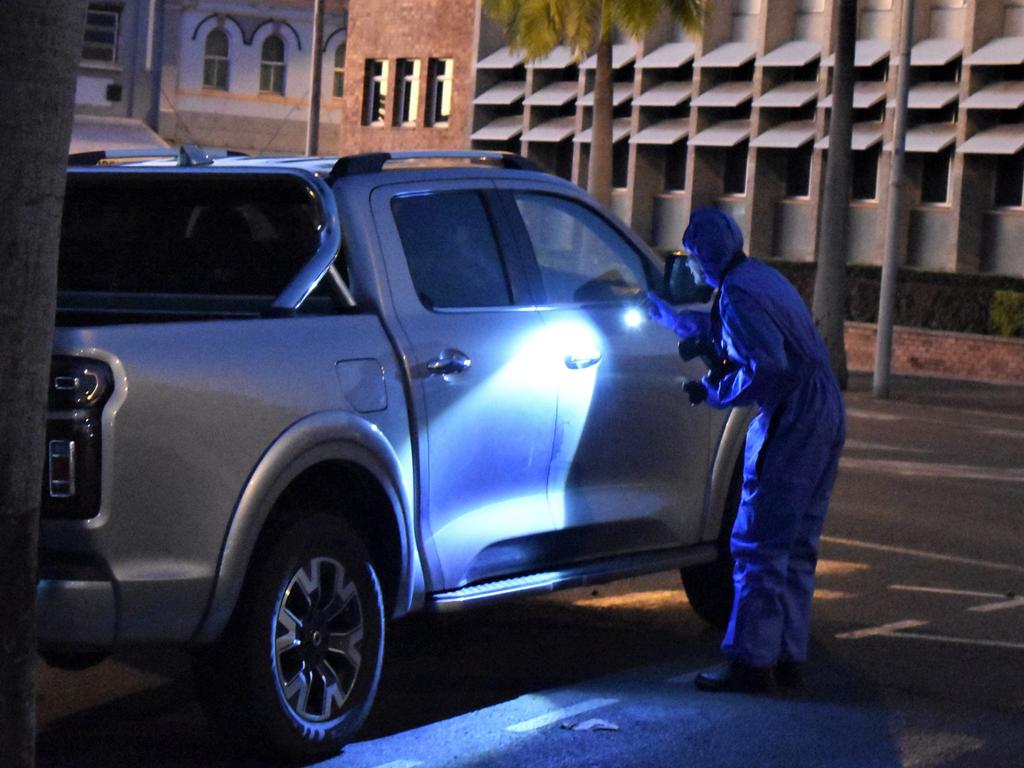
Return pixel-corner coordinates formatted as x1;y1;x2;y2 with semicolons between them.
41;357;113;520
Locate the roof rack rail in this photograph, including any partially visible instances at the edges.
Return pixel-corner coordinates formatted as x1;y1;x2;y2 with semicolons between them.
67;145;247;167
328;150;540;180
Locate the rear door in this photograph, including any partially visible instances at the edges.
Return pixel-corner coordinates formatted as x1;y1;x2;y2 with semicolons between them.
499;183;712;553
371;181;559;590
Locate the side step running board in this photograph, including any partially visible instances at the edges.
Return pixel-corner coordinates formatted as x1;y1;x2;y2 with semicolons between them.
426;543;718;612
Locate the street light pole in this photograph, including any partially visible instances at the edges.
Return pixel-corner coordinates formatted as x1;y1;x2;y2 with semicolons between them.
305;0;326;155
873;0;915;398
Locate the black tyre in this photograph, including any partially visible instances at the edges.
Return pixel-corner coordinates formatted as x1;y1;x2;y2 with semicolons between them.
681;454;742;629
193;514;384;762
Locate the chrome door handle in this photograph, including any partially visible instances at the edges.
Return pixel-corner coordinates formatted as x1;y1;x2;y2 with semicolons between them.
564;353;601;370
427;349;472;376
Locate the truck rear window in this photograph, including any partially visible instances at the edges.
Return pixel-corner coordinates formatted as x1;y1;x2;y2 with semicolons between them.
59;172;323;297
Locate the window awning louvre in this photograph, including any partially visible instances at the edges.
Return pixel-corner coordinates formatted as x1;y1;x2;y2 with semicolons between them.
815;122;884;151
965;36;1024;66
524;81;579;107
630;118;689;145
757;40;821;67
477;47;525;70
574;117;631;144
823;39;890;67
578;82;634;107
819;81;887;109
962;81;1024;110
899;82;960;110
754;81;820;108
522;115;576;143
910;38;963;67
635;81;693;107
637;42;697;69
471;115;524;142
528;45;575;69
958;124;1024;155
691;119;751;147
582;44;637;70
750;120;817;149
692;81;754;108
473;81;527;106
883;123;956;153
696;41;757;68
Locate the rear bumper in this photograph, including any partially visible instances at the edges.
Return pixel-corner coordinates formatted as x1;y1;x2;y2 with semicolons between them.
36;578;117;651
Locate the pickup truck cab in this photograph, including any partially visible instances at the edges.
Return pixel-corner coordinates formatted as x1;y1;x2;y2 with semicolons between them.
40;149;749;760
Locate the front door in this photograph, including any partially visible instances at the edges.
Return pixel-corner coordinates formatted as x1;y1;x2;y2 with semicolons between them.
501;184;712;556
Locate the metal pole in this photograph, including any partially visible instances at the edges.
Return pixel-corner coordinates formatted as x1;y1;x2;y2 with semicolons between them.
873;0;915;398
305;0;326;155
145;0;165;131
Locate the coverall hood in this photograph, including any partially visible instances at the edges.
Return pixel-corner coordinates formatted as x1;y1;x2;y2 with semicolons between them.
682;208;746;287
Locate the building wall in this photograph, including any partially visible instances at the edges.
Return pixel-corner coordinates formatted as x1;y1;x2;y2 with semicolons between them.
470;0;1024;278
159;0;348;154
338;0;478;154
75;0;156;121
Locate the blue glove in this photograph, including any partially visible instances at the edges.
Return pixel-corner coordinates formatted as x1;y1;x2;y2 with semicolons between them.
645;292;703;337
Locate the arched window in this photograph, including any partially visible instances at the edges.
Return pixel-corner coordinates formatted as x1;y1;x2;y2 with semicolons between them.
259;35;285;95
202;29;229;90
332;42;346;98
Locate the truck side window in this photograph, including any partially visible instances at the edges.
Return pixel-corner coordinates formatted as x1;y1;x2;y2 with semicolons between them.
512;193;648;305
392;191;513;309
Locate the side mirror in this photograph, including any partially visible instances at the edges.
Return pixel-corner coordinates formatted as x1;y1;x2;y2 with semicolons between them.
663;251;713;305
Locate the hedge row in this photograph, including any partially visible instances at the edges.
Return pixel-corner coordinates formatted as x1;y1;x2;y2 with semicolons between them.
762;261;1024;338
656;250;1024;336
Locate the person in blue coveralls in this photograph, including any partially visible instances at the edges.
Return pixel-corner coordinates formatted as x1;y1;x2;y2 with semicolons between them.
647;207;846;693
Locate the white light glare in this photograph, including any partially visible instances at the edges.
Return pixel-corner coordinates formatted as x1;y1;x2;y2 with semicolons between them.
623;308;644;329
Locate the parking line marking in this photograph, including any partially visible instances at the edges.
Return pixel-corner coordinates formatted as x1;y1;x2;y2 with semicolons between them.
835;620;929;639
839;457;1024;484
969;597;1024;613
506;698;618;733
821;536;1024;575
372;761;424;768
893;631;1024;651
890;585;1007;599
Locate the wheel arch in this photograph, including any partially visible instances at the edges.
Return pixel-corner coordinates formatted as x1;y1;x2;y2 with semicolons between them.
194;411;420;643
701;406;754;542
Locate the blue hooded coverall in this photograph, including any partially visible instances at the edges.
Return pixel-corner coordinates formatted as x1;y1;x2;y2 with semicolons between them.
674;208;845;668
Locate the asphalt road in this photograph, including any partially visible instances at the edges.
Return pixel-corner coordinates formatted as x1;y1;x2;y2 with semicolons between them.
36;374;1024;768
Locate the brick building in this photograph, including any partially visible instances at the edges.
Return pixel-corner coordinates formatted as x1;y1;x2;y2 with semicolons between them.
469;0;1024;277
73;0;1024;278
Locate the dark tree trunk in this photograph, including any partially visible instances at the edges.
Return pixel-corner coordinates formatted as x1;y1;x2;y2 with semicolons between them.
0;3;88;766
812;0;857;389
586;2;613;207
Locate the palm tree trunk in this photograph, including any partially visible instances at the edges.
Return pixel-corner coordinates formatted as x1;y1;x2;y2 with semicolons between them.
812;0;856;389
0;3;87;766
587;0;613;207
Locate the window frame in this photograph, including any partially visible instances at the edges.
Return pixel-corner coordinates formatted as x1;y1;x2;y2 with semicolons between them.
393;58;421;127
202;29;230;91
500;188;658;308
332;42;346;98
82;4;120;65
919;147;953;206
851;144;881;202
363;59;389;126
425;57;454;127
994;150;1024;209
390;188;532;312
259;35;286;96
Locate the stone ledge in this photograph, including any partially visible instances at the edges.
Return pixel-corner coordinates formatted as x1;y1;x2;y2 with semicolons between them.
845;321;1024;385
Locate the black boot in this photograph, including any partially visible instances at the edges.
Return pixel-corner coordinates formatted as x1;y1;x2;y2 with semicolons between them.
695;661;775;693
774;660;803;689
